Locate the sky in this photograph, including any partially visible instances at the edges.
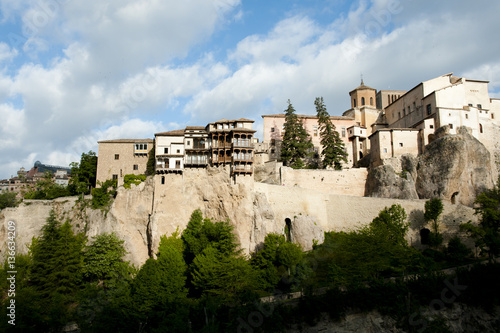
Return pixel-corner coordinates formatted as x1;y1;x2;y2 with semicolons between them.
1;0;500;179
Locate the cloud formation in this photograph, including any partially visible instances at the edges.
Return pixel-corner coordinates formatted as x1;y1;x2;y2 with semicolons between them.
0;0;499;178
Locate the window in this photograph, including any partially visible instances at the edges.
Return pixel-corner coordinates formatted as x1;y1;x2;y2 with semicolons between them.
361;97;365;106
313;125;318;137
360;143;363;149
399;143;403;147
176;149;180;154
492;113;495;119
468;103;473;107
238;123;243;128
383;148;388;153
403;108;406;116
112;174;118;180
398;112;401;119
465;114;468;119
161;176;165;185
353;99;357;107
341;127;346;137
449;124;453;129
426;104;432;115
114;154;119;160
187;140;190;146
164;148;168;154
133;164;138;170
430;124;434;129
370;97;373;105
175;160;181;169
271;127;275;132
480;123;483;133
413;102;416;111
477;104;482;109
407;106;410;115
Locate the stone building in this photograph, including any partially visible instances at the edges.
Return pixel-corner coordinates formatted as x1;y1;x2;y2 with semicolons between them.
96;139;153;186
261;114;355;166
207;118;256;176
371;72;500;166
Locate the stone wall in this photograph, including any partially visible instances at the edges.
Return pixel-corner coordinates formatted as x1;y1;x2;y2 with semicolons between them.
0;167;479;267
279;167;368;196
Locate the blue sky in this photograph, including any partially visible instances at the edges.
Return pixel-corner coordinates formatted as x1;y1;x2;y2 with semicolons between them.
1;0;500;179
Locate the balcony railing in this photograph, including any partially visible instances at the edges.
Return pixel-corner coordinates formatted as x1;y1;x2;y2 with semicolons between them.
232;153;253;162
232;165;253;173
232;139;253;148
185;156;208;165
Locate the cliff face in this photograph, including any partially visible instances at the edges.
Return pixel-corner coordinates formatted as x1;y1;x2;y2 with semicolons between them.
366;127;495;206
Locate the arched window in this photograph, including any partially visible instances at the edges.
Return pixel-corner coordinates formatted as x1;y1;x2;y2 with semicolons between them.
353;99;357;107
370;97;373;105
361;97;365;106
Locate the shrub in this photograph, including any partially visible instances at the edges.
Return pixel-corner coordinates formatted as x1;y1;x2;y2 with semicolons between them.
123;174;147;189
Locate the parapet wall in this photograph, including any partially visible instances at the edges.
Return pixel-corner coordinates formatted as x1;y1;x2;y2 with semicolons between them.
279;167;368;196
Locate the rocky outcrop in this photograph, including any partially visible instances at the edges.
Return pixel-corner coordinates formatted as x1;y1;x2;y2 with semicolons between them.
290;215;324;250
416;127;495;206
287;304;500;333
365;155;418;200
366;127;495;206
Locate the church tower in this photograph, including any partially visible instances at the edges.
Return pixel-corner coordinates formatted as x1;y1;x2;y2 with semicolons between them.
349;79;377;109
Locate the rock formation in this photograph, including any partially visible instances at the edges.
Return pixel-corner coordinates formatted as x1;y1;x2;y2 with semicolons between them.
366;127;495;206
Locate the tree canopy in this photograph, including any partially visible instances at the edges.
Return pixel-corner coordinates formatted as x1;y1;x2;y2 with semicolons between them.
280;100;313;168
315;97;347;169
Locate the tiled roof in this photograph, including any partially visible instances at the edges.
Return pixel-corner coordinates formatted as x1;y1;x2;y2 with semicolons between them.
212;118;255;124
261;114;354;120
185;126;206;130
98;138;153;143
155;129;185;136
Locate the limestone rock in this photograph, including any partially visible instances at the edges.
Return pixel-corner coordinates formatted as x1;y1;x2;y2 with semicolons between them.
416;127;495;206
365;163;418;200
290;215;324;251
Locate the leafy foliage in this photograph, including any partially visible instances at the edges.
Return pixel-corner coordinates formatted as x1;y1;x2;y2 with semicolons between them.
123;174;147;189
82;232;132;287
91;178;117;209
425;198;444;248
0;191;17;210
280;100;313;168
461;177;500;261
24;172;72;200
69;150;98;195
315;97;347;169
146;143;156;176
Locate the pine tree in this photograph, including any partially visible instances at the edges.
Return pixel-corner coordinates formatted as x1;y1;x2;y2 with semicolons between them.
315;97;348;169
280;100;313;168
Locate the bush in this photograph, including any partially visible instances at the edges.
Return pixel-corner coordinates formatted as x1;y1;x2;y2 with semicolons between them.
0;192;18;209
123;174;147;189
445;236;472;264
91;179;117;209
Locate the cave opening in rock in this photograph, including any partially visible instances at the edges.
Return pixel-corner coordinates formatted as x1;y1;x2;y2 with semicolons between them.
285;218;292;242
420;228;430;245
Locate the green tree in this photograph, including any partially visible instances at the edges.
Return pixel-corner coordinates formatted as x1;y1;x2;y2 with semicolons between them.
0;191;17;210
70;151;98;195
91;178;117;209
82;232;132;287
461;177;500;261
315;97;348;169
369;204;409;247
252;233;306;292
146;143;156;176
280;100;313;169
424;198;444;248
30;211;86;297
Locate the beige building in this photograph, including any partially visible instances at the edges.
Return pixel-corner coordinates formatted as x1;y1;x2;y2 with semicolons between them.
369;128;421;167
384;73;500;141
96;139;153;186
370;72;500;166
207;118;256;175
155;130;185;174
262;114;356;166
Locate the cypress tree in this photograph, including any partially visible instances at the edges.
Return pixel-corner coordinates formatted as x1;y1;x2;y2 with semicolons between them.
280;100;313;168
315;97;348;169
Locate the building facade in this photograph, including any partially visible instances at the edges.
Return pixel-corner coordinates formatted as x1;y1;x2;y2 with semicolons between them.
96;139;153;186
